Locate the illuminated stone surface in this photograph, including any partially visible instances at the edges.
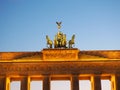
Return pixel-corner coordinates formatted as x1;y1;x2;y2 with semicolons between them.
42;48;79;61
0;49;120;90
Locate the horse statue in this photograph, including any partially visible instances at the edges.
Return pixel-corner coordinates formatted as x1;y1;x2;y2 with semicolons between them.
61;34;67;48
54;35;58;48
68;34;75;48
46;35;53;48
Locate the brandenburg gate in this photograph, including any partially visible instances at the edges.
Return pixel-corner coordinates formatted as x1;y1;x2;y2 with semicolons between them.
0;22;120;90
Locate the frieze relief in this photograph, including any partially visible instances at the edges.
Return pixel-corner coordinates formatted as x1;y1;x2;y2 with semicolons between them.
0;61;120;75
44;53;77;60
42;49;79;60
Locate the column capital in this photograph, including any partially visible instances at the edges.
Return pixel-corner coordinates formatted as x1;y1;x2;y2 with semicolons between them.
71;74;79;77
92;74;101;76
43;74;50;77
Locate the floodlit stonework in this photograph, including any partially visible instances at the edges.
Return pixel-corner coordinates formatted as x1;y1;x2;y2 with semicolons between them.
0;49;120;90
42;48;79;60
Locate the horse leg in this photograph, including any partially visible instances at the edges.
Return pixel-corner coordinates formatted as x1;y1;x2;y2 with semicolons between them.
70;44;72;48
50;44;52;48
71;44;73;48
46;43;49;48
69;40;71;48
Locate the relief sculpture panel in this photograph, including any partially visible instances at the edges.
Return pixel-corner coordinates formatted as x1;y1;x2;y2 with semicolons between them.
42;49;79;61
0;61;120;76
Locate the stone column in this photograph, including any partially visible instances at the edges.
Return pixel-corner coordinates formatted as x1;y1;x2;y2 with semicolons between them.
21;76;30;90
111;75;120;90
91;75;101;90
5;77;10;90
43;75;50;90
71;75;79;90
0;77;5;90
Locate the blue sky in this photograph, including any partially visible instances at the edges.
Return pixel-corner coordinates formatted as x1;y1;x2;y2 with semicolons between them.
0;0;120;51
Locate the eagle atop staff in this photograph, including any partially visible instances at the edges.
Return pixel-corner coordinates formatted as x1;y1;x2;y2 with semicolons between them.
56;22;62;29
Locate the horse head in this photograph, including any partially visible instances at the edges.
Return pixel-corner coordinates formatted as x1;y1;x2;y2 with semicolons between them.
72;34;75;40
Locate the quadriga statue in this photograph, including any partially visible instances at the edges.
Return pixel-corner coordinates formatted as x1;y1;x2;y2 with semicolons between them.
45;22;75;49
